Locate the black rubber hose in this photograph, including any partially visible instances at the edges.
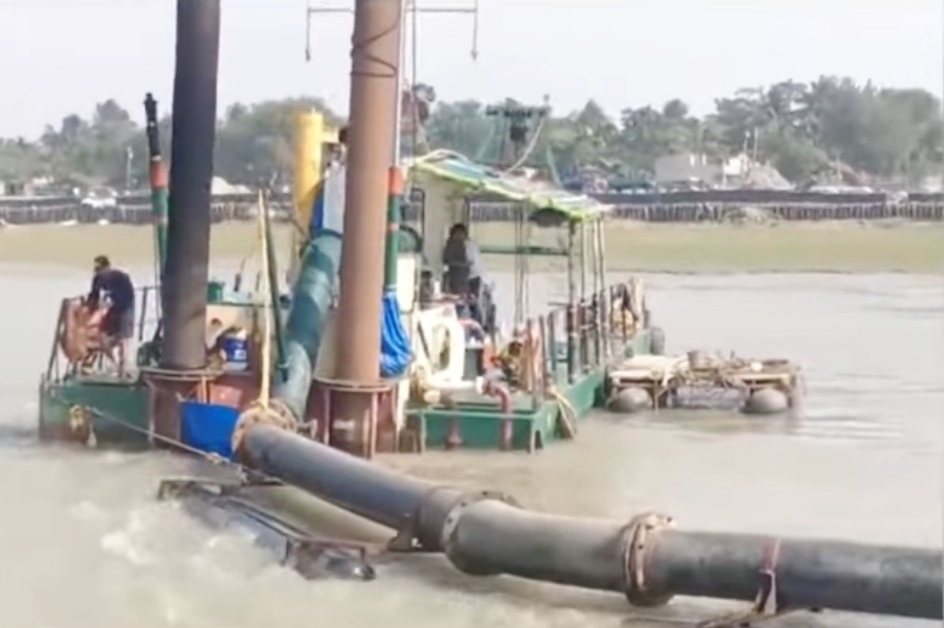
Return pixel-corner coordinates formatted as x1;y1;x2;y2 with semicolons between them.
242;423;439;529
239;425;943;619
438;499;627;588
646;531;942;620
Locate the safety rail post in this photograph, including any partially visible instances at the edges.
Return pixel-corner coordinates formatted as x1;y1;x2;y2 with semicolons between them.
619;283;630;345
547;310;558;385
565;305;577;383
590;291;601;367
45;298;69;382
539;314;551;394
137;287;150;342
566;220;577;383
607;284;618;355
578;301;590;373
526;317;540;411
595;218;608;360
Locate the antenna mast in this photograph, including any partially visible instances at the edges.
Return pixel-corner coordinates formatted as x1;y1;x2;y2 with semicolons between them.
305;0;479;157
485;101;551;169
305;0;480;62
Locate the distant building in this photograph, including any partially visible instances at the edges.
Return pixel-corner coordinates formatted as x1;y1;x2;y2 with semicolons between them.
653;152;762;188
211;176;251;195
0;179;32;197
655;153;719;185
655;153;793;189
918;175;943;193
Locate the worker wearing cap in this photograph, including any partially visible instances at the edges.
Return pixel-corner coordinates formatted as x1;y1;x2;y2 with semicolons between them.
88;255;136;377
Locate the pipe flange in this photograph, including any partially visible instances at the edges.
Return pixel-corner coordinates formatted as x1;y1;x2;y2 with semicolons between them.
623;511;675;607
388;485;457;552
440;490;518;576
231;398;296;459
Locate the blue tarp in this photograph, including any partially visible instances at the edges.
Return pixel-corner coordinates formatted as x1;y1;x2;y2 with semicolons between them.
179;401;239;459
379;291;411;378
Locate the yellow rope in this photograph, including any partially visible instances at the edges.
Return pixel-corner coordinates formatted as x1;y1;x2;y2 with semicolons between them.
256;190;273;409
512;329;579;439
548;386;578;439
227;194;298;456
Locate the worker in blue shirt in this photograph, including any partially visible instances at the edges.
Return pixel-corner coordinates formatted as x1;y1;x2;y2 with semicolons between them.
88;255;136;376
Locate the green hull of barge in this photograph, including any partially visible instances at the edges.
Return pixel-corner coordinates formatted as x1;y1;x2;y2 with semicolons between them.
39;375;151;449
407;329;654;451
38;330;654;452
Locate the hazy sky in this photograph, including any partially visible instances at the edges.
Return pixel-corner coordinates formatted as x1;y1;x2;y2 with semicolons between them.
0;0;941;138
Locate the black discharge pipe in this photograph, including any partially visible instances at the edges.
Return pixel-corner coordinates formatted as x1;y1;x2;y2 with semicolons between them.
239;425;942;620
161;0;221;370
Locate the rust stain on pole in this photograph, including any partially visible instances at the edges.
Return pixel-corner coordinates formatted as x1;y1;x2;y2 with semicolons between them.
332;0;403;443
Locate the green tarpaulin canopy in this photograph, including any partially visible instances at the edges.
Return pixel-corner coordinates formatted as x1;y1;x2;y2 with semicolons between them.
408;150;611;223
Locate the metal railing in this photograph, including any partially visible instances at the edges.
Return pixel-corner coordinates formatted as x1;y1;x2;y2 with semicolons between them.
43;286;162;383
507;281;640;407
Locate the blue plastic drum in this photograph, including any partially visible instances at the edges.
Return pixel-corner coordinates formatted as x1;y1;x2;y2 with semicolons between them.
221;334;249;371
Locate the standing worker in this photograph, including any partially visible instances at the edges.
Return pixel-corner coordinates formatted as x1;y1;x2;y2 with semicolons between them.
87;255;136;377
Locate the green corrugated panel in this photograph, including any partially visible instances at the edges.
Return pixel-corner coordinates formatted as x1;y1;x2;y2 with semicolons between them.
409;151;610;223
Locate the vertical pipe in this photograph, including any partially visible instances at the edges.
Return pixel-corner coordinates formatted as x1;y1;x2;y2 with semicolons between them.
334;0;402;386
292;111;324;256
143;93;168;275
391;0;408;161
161;0;221;371
383;167;403;290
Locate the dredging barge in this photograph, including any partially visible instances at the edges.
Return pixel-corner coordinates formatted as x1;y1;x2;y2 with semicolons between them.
34;0;939;624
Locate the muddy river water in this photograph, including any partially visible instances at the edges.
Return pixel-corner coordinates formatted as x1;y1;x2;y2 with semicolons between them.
0;266;939;628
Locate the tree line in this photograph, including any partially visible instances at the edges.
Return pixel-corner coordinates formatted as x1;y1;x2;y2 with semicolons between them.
0;75;940;191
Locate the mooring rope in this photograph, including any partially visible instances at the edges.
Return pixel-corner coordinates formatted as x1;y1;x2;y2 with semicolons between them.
48;395;295;493
256;190;273;410
53;396;232;468
227;191;298;455
547;386;578;439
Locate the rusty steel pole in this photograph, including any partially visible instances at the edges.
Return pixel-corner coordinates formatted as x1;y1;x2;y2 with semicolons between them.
332;0;403;450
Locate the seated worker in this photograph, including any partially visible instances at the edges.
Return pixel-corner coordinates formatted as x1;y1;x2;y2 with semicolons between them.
441;223;496;333
87;255;136;377
441;223;484;296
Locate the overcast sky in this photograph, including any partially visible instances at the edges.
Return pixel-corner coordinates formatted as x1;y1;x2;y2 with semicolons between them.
0;0;940;138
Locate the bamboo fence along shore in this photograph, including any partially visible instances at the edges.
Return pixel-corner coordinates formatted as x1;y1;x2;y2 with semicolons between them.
0;198;942;225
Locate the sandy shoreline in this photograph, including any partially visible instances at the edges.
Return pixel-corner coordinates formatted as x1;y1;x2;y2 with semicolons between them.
0;220;939;274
